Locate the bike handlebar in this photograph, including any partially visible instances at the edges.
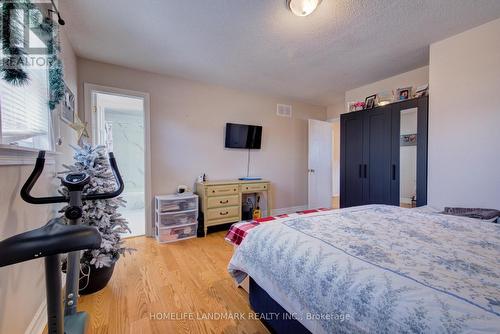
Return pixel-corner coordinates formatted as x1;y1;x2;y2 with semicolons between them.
20;151;124;204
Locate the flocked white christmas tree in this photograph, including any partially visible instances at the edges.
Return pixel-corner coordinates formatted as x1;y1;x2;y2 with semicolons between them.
59;144;134;268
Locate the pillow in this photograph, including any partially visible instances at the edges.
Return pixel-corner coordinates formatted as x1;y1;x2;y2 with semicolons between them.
442;207;500;222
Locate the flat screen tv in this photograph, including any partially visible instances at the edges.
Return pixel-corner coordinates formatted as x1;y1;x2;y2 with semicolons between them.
225;123;262;149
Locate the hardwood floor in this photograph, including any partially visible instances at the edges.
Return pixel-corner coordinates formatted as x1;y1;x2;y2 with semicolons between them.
76;232;269;334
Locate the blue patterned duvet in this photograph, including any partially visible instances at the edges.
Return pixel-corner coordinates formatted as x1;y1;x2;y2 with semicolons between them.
228;205;500;333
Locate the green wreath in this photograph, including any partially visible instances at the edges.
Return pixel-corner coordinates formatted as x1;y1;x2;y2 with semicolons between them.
1;1;64;110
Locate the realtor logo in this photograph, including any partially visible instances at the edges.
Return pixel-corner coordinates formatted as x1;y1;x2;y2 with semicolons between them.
1;0;54;66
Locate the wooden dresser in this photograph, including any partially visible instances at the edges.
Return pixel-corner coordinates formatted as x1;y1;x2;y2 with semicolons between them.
196;180;271;236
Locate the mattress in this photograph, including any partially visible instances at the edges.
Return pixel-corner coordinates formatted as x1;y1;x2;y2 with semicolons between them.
228;205;500;333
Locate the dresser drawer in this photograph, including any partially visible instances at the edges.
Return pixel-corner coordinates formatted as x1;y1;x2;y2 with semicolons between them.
205;216;239;227
206;184;239;196
207;195;239;208
241;183;268;192
207;206;239;220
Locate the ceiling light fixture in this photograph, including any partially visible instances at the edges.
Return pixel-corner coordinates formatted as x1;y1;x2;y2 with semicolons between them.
287;0;322;17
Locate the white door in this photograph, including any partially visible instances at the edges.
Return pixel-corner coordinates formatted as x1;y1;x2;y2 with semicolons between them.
308;119;332;209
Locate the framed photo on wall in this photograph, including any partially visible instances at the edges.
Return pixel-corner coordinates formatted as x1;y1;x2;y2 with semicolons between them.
60;82;75;124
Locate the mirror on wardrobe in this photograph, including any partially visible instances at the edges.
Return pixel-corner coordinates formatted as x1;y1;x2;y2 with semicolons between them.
400;108;418;208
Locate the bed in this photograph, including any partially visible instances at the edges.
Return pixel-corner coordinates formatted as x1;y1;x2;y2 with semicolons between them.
228;205;500;333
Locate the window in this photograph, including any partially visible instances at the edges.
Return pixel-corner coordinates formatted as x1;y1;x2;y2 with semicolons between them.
0;7;52;151
0;63;51;150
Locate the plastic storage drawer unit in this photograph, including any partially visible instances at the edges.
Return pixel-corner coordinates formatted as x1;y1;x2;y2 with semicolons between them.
155;224;197;243
157;196;198;213
155;194;199;243
156;210;197;227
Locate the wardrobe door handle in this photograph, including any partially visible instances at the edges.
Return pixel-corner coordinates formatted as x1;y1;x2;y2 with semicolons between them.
364;164;367;179
392;164;396;181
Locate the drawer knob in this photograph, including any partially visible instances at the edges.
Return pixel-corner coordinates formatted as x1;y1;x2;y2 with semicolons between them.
220;200;229;204
220;211;229;216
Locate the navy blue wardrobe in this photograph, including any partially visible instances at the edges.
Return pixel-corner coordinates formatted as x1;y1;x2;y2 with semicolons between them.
340;96;428;208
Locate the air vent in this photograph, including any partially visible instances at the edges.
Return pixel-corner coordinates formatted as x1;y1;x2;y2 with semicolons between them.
276;104;292;118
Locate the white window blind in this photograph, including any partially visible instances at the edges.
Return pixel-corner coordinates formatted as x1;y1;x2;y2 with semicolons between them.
0;64;51;150
0;8;52;150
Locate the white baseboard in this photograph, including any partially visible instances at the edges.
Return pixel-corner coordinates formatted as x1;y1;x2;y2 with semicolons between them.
270;205;308;216
25;301;46;334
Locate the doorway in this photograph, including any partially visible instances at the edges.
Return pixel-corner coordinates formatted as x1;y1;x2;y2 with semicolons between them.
308;118;340;210
331;119;340;209
308;119;333;209
85;84;151;237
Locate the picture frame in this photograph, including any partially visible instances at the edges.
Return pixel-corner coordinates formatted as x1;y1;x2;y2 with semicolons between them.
376;90;394;106
396;87;412;101
60;82;75;124
364;94;377;109
347;101;365;112
414;84;429;97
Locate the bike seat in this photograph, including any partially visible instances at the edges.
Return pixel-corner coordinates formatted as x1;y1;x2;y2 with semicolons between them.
0;218;101;267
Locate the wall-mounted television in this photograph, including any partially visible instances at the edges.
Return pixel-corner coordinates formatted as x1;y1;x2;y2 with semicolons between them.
225;123;262;149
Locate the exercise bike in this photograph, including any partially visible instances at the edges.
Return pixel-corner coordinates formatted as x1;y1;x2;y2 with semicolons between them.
0;150;124;334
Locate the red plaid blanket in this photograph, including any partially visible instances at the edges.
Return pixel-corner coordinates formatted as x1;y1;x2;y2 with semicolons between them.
225;208;332;246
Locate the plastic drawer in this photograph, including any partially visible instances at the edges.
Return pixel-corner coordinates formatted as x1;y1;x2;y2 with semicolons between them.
157;210;198;227
156;224;197;243
157;197;198;213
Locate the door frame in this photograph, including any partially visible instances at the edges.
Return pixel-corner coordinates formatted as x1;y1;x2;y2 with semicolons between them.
84;83;153;237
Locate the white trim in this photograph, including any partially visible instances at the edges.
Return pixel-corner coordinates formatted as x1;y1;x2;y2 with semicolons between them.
270;205;308;216
0;145;57;166
84;83;153;237
24;301;46;334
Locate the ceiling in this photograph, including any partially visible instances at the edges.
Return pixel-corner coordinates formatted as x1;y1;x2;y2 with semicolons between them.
61;0;500;106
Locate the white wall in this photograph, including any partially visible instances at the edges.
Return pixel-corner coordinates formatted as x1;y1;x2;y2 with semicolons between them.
327;66;429;120
428;18;500;209
0;28;78;334
326;98;345;120
77;59;326;210
345;66;429;109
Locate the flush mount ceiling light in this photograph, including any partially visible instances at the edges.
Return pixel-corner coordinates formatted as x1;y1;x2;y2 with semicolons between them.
287;0;322;17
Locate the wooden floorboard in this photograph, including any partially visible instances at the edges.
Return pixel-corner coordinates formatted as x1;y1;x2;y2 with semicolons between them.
75;231;269;334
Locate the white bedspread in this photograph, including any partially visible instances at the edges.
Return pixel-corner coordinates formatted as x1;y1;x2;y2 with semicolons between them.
228;205;500;333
